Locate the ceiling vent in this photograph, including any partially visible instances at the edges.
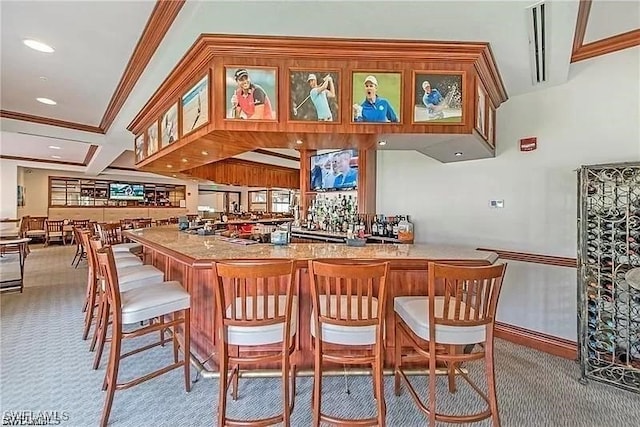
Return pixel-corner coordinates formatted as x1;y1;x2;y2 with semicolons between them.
526;1;548;85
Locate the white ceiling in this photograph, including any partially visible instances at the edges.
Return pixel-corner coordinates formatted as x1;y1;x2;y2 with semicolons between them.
0;131;92;163
0;0;637;180
0;0;154;125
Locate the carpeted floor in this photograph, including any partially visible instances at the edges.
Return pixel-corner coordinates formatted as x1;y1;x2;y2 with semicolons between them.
1;245;639;426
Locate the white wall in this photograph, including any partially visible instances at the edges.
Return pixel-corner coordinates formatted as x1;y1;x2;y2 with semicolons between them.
0;159;18;219
377;48;640;340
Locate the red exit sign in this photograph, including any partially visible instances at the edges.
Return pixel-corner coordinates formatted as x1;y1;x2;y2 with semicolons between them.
520;137;537;152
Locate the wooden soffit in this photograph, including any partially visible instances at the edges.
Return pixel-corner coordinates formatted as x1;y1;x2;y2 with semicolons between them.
129;34;507;173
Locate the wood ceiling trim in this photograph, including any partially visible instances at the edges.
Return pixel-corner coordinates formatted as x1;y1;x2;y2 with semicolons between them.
572;28;640;63
0;110;104;134
1;155;85;167
253;149;300;162
82;144;99;165
571;0;640;63
571;0;592;54
99;0;186;132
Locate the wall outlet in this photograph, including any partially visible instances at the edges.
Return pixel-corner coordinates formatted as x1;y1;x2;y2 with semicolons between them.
489;200;504;208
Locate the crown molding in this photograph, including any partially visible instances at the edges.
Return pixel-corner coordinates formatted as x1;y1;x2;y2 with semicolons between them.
99;0;186;132
0;144;99;167
571;0;640;63
0;110;104;134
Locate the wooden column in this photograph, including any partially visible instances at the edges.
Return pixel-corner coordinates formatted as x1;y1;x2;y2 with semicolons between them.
357;148;377;214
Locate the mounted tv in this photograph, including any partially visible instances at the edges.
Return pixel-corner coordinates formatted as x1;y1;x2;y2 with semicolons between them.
109;183;145;201
310;149;359;191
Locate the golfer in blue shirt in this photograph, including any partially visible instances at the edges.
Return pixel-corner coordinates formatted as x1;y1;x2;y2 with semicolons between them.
353;75;399;123
422;80;445;119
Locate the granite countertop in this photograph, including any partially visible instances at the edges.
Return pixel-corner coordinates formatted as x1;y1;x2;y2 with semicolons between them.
125;226;498;263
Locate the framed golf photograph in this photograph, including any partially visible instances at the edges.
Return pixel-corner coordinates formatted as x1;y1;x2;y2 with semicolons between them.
134;134;145;163
412;72;464;124
488;106;496;147
476;82;487;138
351;71;401;123
147;122;159;156
181;75;209;136
225;66;278;121
160;102;178;146
289;69;339;123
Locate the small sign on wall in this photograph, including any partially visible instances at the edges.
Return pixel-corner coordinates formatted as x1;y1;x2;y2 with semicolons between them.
520;137;537;152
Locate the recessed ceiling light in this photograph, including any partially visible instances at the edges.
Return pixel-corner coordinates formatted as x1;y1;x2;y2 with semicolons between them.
166;164;173;168
36;97;56;105
48;145;61;150
172;174;177;178
51;155;61;159
23;39;55;53
181;158;188;163
454;152;463;157
295;140;303;145
201;151;208;156
39;76;48;81
378;140;387;146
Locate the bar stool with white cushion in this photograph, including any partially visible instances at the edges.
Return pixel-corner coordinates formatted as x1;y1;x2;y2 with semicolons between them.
98;223;142;254
213;260;297;427
394;262;507;427
308;260;390;427
95;246;190;427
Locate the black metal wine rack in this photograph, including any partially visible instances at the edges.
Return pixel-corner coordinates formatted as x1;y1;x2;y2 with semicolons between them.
578;162;640;393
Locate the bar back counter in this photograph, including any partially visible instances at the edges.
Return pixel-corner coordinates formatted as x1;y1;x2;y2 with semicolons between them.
125;226;498;370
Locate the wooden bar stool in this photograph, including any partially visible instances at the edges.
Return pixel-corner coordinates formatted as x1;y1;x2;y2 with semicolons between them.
88;237;167;369
307;260;390;427
79;230;156;342
98;223;143;254
394;262;507;426
213;260;297;427
95;246;191;427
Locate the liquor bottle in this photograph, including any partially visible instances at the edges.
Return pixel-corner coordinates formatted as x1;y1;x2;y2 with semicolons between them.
398;215;414;243
392;216;399;239
371;216;379;236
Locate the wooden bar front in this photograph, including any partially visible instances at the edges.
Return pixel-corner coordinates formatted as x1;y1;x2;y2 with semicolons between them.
126;227;497;370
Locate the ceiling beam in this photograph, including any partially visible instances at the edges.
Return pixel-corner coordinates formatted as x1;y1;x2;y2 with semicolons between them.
99;0;186;132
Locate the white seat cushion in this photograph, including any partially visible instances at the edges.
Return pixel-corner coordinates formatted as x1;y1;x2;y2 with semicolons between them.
114;256;143;269
121;281;190;324
47;231;63;237
112;242;143;253
311;295;379;346
26;230;46;236
226;296;298;346
117;265;164;292
394;296;486;345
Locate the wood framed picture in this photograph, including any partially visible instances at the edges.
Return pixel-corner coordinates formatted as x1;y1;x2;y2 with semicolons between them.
351;71;401;123
288;69;339;123
134;134;145;163
488;106;496;148
147;122;159;156
412;71;464;124
225;66;278;121
161;103;178;146
181;75;209;135
476;82;488;138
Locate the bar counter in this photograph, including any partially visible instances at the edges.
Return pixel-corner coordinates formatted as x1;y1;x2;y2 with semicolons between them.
125;226;498;370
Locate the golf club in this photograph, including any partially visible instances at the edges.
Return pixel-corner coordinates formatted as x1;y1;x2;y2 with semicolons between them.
293;94;311;116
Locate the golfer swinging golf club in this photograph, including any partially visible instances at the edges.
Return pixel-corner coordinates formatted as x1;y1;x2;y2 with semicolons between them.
352;75;398;123
302;73;335;121
230;68;274;120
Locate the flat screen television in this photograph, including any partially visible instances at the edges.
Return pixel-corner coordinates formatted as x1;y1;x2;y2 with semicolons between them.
109;183;145;201
310;149;359;191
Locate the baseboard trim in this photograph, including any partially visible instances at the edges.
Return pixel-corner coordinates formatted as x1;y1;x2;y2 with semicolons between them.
495;322;577;360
